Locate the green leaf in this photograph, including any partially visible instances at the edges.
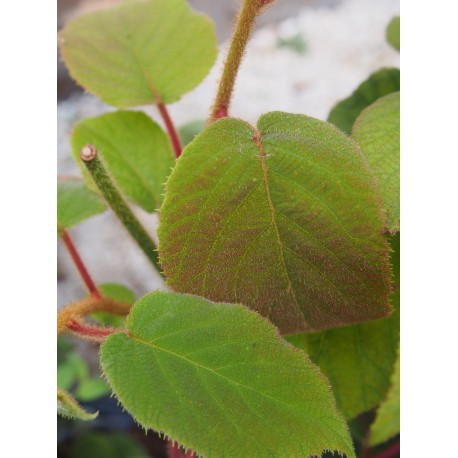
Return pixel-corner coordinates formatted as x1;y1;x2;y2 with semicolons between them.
328;68;400;135
75;378;110;402
370;348;400;446
57;353;90;390
178;119;205;147
70;431;148;458
57;387;98;421
57;179;106;233
58;0;217;107
158;112;391;334
386;17;400;51
72;111;174;212
91;283;136;327
352;93;400;233
287;233;399;419
101;291;355;458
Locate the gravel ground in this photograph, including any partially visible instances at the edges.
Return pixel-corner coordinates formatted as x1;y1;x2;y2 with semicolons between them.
57;0;400;308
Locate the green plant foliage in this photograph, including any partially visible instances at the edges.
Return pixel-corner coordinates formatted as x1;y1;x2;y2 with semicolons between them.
58;345;110;402
353;93;400;233
57;353;88;391
58;0;218;107
159;112;391;334
57;179;106;233
327;68;400;135
178;119;205;147
386;17;400;51
75;378;110;403
287;233;399;419
70;431;148;458
91;283;136;327
370;348;400;446
57;387;98;421
101;291;355;458
72;111;174;212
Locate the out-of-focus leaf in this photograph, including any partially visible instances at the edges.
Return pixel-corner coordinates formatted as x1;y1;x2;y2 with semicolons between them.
75;378;110;403
328;68;400;135
72;111;174;212
386;17;400;51
59;0;217;107
57;179;106;233
370;348;400;445
178;119;205;147
353;93;400;233
91;283;136;327
70;431;148;458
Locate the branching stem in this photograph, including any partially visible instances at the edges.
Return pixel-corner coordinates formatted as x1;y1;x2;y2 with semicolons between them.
60;228;102;298
57;296;132;335
80;145;163;275
209;0;274;122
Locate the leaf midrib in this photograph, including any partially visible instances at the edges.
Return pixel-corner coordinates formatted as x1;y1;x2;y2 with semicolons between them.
130;333;309;416
254;131;303;321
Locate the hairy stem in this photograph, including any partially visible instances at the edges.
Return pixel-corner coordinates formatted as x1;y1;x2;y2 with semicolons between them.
57;296;132;335
80;145;162;275
209;0;274;122
158;102;182;158
60;228;101;298
66;319;121;342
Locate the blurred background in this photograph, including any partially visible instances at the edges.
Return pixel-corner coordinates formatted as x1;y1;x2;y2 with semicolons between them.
57;0;400;456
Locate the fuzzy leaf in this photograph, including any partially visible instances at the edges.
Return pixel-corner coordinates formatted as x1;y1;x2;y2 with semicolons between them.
57;387;98;421
386;17;400;51
158;112;391;334
287;233;399;419
353;93;400;233
328;68;400;134
72;111;174;212
370;348;400;445
58;0;217;107
57;179;106;233
101;291;355;458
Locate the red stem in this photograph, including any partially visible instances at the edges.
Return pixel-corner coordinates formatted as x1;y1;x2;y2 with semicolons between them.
158;102;182;158
372;440;400;458
60;229;101;299
66;319;118;341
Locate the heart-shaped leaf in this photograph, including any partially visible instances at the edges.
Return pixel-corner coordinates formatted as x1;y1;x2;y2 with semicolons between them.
287;233;400;419
353;93;400;233
158;112;391;334
58;0;217;107
57;178;106;234
101;291;355;458
72;111;174;212
370;347;400;445
328;68;400;135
